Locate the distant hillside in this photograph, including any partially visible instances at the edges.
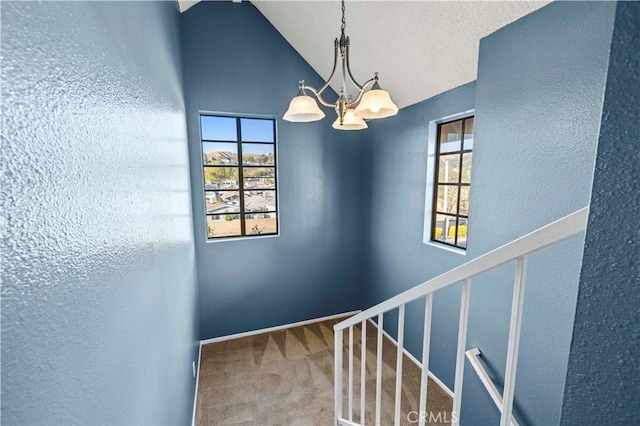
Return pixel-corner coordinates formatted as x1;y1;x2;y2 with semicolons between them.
204;151;237;164
204;150;274;166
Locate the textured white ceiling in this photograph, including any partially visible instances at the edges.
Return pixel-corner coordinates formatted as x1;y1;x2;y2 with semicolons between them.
180;1;549;108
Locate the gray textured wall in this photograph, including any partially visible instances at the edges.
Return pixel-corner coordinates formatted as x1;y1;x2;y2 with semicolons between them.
561;2;640;423
363;2;616;425
1;2;199;424
181;2;365;340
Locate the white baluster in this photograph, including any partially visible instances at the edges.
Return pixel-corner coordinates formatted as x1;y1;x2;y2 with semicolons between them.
335;328;343;423
418;293;434;426
375;314;383;426
501;256;528;426
452;278;471;426
361;320;366;425
349;325;354;422
394;304;405;426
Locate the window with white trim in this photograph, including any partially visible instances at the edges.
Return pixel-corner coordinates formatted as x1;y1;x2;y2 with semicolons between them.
430;116;474;250
200;114;278;240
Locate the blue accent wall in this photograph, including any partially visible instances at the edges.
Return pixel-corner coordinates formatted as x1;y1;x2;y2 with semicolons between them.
180;2;365;340
561;2;640;423
1;2;199;424
363;2;616;425
2;1;630;423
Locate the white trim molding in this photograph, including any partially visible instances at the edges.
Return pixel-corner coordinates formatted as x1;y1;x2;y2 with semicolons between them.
200;310;361;345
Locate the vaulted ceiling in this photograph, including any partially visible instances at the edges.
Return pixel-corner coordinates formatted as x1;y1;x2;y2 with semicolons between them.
180;1;549;109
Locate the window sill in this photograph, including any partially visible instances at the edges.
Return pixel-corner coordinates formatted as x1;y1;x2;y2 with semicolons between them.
423;240;467;256
206;233;279;243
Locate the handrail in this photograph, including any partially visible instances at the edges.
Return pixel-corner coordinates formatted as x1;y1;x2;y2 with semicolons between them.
334;207;588;331
334;207;589;426
466;348;519;426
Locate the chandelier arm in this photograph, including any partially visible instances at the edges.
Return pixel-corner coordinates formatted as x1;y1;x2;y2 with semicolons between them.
345;44;364;90
302;85;336;108
345;77;376;108
315;41;339;96
341;42;348;94
285;0;394;128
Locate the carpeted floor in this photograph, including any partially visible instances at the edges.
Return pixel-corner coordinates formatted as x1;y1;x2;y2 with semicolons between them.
195;316;452;425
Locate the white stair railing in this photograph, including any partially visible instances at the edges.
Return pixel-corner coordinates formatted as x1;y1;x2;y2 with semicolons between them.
334;207;589;426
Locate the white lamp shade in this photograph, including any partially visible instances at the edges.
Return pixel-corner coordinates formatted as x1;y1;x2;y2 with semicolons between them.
283;95;325;122
332;108;368;131
354;89;398;119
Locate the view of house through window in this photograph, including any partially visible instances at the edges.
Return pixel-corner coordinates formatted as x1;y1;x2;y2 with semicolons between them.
431;116;474;249
201;114;278;239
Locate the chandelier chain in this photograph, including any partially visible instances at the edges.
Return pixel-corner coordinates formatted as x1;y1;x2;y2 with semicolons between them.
341;0;346;34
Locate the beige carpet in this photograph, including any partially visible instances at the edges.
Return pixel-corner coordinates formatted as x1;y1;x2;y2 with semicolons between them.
195;317;452;425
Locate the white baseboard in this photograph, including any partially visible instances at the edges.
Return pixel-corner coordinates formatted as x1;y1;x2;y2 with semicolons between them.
191;341;202;426
366;318;455;399
200;310;361;346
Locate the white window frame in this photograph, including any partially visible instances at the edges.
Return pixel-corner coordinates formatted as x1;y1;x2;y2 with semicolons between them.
422;109;474;255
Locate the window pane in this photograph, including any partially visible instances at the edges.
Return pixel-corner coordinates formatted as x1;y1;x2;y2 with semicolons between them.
203;142;238;165
199;115;278;240
201;116;237;141
457;218;468;248
242;143;274;166
463;117;474;150
459;186;470;216
437;185;459;215
243;167;275;178
431;116;473;250
462;153;472;183
204;167;239;189
244;190;276;212
439;120;462;153
244;177;276;190
246;213;277;235
207;214;241;238
438;154;460;183
241;118;274;142
205;191;240;214
433;214;457;245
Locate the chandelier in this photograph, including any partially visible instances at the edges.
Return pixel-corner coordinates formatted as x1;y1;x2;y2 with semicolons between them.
283;0;398;131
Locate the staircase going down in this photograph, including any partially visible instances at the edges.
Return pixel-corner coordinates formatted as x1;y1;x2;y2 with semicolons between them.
334;208;589;426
